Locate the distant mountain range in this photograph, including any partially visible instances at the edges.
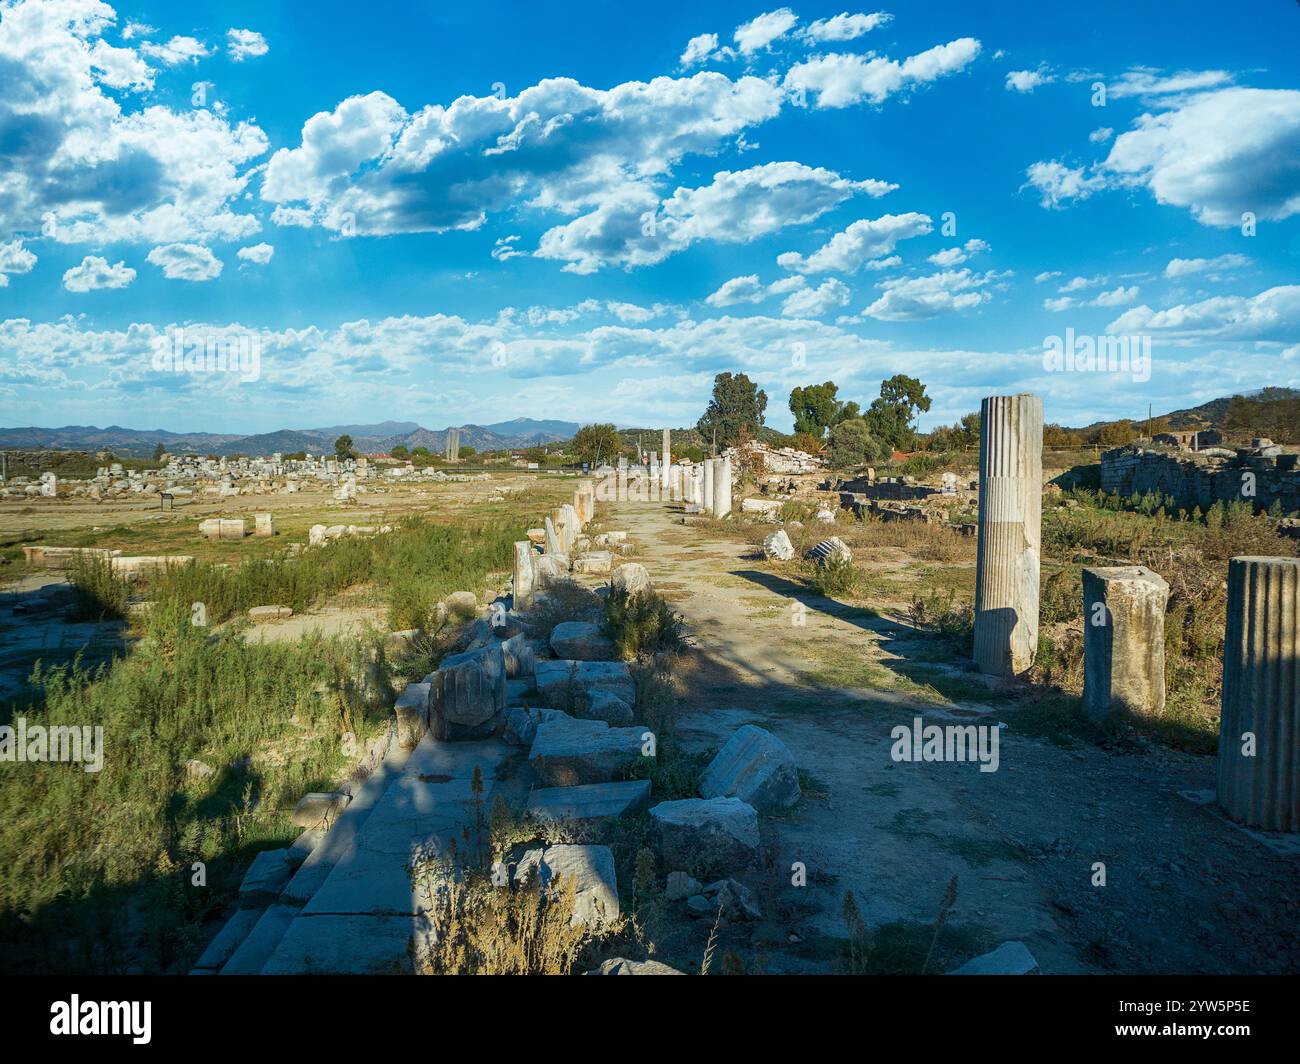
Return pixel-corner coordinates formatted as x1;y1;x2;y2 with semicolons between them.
0;418;581;457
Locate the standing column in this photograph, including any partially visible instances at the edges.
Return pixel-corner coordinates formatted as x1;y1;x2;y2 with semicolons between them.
713;455;732;517
973;393;1043;677
1216;556;1300;832
513;541;536;610
703;458;715;513
617;463;628;503
1081;566;1168;720
662;428;672;492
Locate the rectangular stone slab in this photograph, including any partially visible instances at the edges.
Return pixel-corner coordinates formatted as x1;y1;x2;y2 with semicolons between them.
527;779;652;822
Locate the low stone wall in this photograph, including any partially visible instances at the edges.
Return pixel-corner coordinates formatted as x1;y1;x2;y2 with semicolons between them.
1100;446;1300;515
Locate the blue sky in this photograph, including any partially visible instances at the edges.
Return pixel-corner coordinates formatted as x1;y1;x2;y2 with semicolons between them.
0;0;1297;435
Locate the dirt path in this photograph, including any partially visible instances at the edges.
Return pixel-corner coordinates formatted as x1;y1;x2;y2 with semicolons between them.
610;501;1299;975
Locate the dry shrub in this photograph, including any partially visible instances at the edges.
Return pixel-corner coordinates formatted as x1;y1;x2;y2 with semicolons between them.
605;585;683;659
529;578;602;640
413;856;595;975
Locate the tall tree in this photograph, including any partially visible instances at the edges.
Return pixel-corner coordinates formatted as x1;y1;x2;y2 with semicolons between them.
697;372;768;450
864;374;931;452
571;423;622;466
333;434;355;458
789;381;840;438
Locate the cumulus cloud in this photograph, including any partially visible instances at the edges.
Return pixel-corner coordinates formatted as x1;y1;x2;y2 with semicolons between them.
777;212;929;274
799;12;891;43
781;277;851;318
1023;160;1106;208
734;9;798;55
535;161;884;273
1107;285;1300;342
227;28;268;61
1033;270;1061;284
1059;274;1107;292
680;33;720;67
1090;284;1139;307
62;254;136;291
0;239;37;285
1088;126;1113;144
0;0;267;245
706;274;768;306
927;238;988;267
1104;67;1234;100
139;35;210;65
863;268;1004;321
1005;66;1053;93
262;73;786;240
1164;253;1250;278
147;243;223;281
785;37;981;108
236;242;274;265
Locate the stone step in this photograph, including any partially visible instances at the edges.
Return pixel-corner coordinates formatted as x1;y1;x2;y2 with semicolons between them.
527;780;651;823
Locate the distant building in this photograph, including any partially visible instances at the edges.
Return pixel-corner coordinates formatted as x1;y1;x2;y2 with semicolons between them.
1152;428;1222;451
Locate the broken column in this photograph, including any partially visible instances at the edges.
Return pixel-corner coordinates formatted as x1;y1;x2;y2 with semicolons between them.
713;455;732;518
1081;566;1169;720
544;515;562;555
973;393;1043;677
1216;556;1300;832
513;541;536;610
703;458;715;514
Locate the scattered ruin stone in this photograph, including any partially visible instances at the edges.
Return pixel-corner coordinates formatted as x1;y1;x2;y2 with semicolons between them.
254;512;275;537
526;779;652;823
291;791;351;829
247;605;292;621
529;715;646;786
814;506;836;524
1081;566;1169;720
239;849;293;908
502;705;565;746
665;870;701;900
309;523;327;546
807;537;851;565
514;844;619;928
611;561;651;598
443;590;480;619
430;644;505;737
948;940;1041;975
701;877;762;919
1216;556;1300;832
512;541;536;610
184;758;214;782
534;659;635;709
394;682;432;749
973;393;1043;677
501;632;538;679
384;629;422;656
762;529;795;561
698;724;801;813
585;957;684;976
741;497;784;517
573;550;613;575
649;796;759;876
583;688;634;725
549;620;616;661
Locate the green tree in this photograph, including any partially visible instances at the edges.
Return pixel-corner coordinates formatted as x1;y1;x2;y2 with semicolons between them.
390;444;409;459
151;442;166;462
571;423;622;466
789;381;845;439
864;375;931;452
459;445;476;459
333;434;356;459
523;445;546;464
828;418;889;469
411;445;430;458
697;372;768;450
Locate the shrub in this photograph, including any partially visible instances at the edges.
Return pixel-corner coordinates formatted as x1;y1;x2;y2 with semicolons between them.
807;553;861;597
604;586;683;659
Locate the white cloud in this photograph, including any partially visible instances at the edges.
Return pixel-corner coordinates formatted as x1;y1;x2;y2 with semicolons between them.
1059;274;1107;292
680;33;719;67
1103;88;1300;226
140;35;210;65
1005;66;1053;93
927;237;988;267
777;212;929;274
147;243;223;281
1164;253;1250;278
62;254;136;291
863;268;1004;321
535;161;883;273
734;9;798;55
799;12;891;43
227;28;268;61
121;21;155;41
0;0;267;245
261;73;786;239
0;239;37;284
1043;296;1074;312
1106;67;1234;100
1107;285;1300;342
706;274;769;307
784;37;981;109
491;235;523;261
1034;270;1061;284
1088;126;1113;144
1090;284;1139;307
781;277;851;318
1023;160;1106;208
236;242;274;265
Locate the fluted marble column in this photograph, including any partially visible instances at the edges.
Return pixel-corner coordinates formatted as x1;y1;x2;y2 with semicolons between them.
513;541;535;610
973;393;1043;677
713;455;733;517
1216;556;1300;832
662;429;672;492
703;458;715;513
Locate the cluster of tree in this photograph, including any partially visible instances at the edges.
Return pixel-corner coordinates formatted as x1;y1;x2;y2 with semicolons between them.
783;374;933;468
925;412;980;452
571;423;622;466
697;372;768;450
1222;389;1300;443
334;434;356;459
